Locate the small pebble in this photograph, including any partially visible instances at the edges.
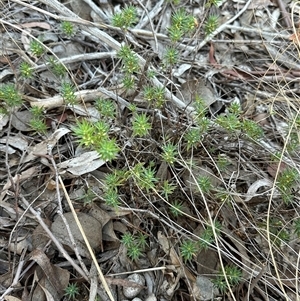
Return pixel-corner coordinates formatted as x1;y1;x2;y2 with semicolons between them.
123;273;145;298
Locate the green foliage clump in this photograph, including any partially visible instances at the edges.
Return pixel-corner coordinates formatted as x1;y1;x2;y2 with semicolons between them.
163;46;179;67
161;180;176;198
19;62;34;79
130;163;158;192
161;143;177;165
121;232;148;260
197;176;213;193
242;119;263;140
216;154;230;171
168;8;196;42
61;21;76;37
61;82;77;104
184;127;201;149
95;98;116;118
132;113;152;137
72;119;119;161
213;265;242;293
29;106;47;134
277;167;299;204
205;0;223;7
170;200;184;217
204;15;219;36
48;57;67;77
30;39;45;56
112;5;138;29
198;221;222;250
64;283;80;300
216;113;241;132
143;86;165;107
180;240;198;262
118;45;139;74
0;83;23;111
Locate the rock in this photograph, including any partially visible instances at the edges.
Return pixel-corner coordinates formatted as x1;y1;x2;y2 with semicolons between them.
192;275;218;301
123;273;145;299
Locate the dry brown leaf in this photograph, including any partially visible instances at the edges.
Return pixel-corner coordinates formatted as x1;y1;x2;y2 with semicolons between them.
0;166;38;202
177;79;216;107
30;249;69;300
51;212;102;257
22;128;70;164
57;151;106;176
4;296;22;301
157;232;195;282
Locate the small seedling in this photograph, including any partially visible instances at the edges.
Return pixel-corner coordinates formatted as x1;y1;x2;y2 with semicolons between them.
0;83;23;109
95;98;115;118
213;265;242;293
130;163;158;192
216;154;230;171
293;218;300;237
29;39;45;56
136;233;148;249
104;170;126;189
127;244;142;260
64;283;80;300
197;176;213;193
121;232;146;260
112;5;138;29
198;221;222;250
132;113;152;137
216;114;241;132
205;0;223;7
94;120;109;141
122;74;136;91
163;46;179;67
277;167;299;204
242;119;263;140
121;232;135;247
19;62;33;78
103;189;120;208
29;117;47;134
168;8;196;42
61;82;77;104
170;200;184;217
204;15;219;36
162;143;177;164
96;138;119;161
82;188;96;205
73;120;95;147
228;102;242;115
161;180;176;198
48;57;66;77
180;240;198;262
61;21;76;37
184;127;201;149
118;45;139;74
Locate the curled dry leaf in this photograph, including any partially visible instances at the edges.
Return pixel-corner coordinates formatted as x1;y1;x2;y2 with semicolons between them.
23;128;70;164
0;166;38;202
57;151;106;176
29;249;69;300
244;178;274;202
177;78;216;108
0;134;28;152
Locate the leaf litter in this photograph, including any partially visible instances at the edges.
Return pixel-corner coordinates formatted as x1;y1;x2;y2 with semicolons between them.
1;0;300;300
